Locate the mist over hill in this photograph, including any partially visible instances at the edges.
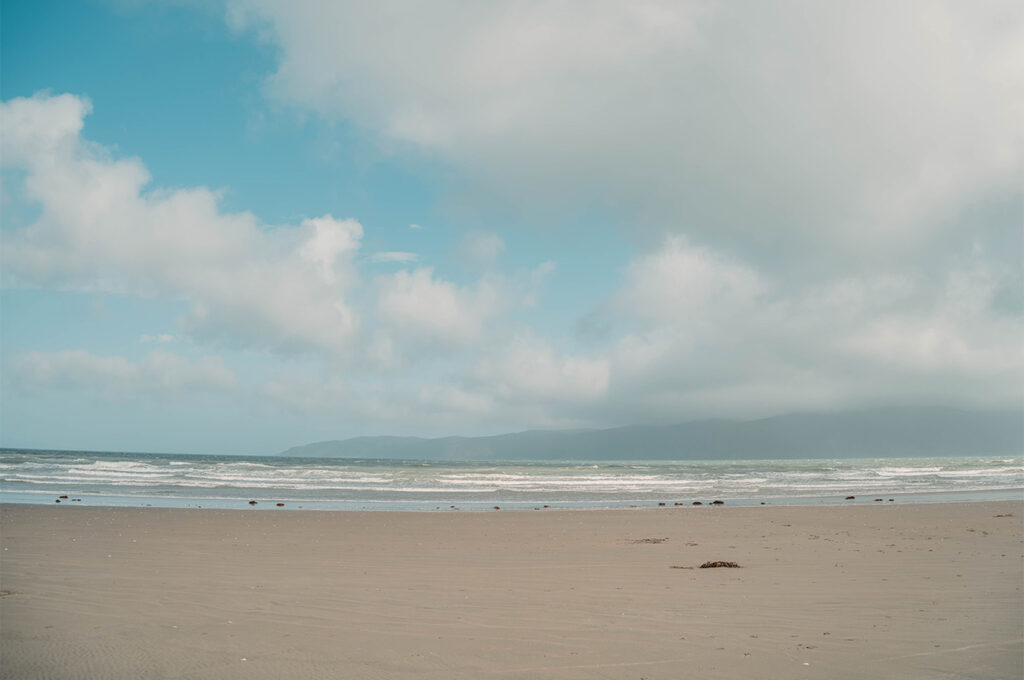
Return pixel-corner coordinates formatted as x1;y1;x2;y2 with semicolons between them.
281;407;1022;461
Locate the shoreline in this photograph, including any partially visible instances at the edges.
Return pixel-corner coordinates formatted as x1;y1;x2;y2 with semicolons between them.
3;500;1021;679
3;486;1021;512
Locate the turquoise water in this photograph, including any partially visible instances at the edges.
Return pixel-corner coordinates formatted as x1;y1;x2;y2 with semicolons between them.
1;449;1020;510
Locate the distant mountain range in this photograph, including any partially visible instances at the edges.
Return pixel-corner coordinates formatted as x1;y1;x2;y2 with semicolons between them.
281;406;1023;461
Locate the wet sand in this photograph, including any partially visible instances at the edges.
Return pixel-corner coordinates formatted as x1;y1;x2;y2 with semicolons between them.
1;501;1021;679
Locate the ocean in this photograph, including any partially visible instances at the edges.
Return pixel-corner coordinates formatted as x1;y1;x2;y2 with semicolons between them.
1;449;1021;510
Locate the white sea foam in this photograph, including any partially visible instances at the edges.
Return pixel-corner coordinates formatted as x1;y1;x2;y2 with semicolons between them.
2;451;1021;509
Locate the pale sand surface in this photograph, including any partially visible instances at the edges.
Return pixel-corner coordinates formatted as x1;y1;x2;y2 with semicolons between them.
1;501;1021;679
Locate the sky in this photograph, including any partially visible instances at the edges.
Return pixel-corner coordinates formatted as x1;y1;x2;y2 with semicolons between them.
1;0;1021;455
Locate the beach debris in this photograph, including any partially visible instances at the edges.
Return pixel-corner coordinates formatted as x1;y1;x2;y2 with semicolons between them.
59;495;68;499
995;513;1014;518
276;503;284;507
888;499;894;502
700;561;742;568
248;500;258;505
711;500;725;505
845;496;855;500
658;502;666;506
54;499;61;503
670;565;695;569
493;506;501;510
631;537;669;544
874;498;883;502
692;501;703;505
760;502;766;505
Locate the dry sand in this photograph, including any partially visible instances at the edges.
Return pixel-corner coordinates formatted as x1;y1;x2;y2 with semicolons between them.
1;501;1021;679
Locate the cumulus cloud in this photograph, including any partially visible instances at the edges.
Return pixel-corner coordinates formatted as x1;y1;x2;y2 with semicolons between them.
0;92;362;355
374;267;500;348
297;215;363;285
473;334;609;404
837;266;1024;377
7;350;236;397
588;237;1024;423
227;0;1021;262
0;92;578;426
614;236;764;323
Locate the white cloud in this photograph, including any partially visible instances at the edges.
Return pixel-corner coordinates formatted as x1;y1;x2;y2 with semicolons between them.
369;251;418;264
227;0;1021;260
7;350;236;397
374;267;500;348
0;92;362;355
837;266;1024;377
614;236;764;323
0;91;89;163
248;233;1021;431
297;215;363;284
589;238;1024;422
473;335;609;403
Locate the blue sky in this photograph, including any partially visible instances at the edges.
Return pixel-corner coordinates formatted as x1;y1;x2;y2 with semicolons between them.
2;0;1021;454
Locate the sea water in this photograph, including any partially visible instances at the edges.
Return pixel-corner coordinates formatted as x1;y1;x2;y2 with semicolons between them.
1;449;1021;510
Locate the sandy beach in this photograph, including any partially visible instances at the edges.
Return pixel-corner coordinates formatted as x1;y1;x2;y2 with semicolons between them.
1;501;1021;679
